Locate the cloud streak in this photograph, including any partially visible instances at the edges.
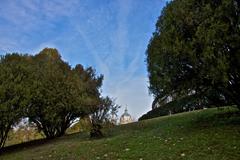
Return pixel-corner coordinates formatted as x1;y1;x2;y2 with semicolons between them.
0;0;166;118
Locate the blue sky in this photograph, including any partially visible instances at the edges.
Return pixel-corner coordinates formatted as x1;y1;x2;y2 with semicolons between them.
0;0;167;119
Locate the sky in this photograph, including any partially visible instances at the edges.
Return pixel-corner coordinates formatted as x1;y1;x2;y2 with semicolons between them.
0;0;167;119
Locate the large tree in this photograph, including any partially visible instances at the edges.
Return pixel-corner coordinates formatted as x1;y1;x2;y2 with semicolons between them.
147;0;240;108
0;54;30;149
27;48;103;139
0;48;110;147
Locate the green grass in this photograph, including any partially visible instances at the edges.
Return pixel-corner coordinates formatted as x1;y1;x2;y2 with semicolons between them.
1;107;240;160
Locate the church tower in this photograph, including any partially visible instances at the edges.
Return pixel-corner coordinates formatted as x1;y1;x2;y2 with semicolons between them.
120;108;133;124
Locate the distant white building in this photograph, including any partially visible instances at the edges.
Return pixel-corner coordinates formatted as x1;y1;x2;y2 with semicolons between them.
120;108;133;124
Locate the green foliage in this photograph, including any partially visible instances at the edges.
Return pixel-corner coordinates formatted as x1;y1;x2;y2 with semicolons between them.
0;54;30;149
27;48;103;139
147;0;240;109
0;48;107;148
90;97;120;138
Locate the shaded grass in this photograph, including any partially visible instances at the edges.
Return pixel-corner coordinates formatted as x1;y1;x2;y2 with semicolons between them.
0;107;239;160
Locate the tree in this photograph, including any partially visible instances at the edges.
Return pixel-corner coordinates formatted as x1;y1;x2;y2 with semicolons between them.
147;0;240;109
0;54;30;149
27;48;103;139
0;47;111;148
90;97;120;138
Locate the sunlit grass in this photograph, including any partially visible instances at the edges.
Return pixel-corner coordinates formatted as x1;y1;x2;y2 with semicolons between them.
1;107;239;160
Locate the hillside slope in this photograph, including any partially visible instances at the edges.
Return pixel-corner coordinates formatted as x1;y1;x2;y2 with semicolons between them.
0;107;239;160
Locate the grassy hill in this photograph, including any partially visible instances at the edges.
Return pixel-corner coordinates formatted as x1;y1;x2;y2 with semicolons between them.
0;107;239;160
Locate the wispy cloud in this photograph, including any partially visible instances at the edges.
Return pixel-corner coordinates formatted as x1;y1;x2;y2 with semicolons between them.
75;25;110;78
111;0;132;68
0;0;166;118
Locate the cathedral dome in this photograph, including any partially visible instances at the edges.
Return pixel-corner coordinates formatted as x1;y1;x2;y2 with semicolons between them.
120;108;133;124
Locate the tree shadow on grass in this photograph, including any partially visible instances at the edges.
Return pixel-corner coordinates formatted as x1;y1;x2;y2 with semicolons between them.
0;138;52;155
0;132;88;156
190;108;240;130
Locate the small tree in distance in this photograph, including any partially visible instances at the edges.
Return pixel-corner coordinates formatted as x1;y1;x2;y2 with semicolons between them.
90;97;120;138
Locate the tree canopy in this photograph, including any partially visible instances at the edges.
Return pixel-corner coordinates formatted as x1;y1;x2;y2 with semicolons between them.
90;96;120;138
0;54;31;148
147;0;240;109
0;48;115;149
26;48;103;138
